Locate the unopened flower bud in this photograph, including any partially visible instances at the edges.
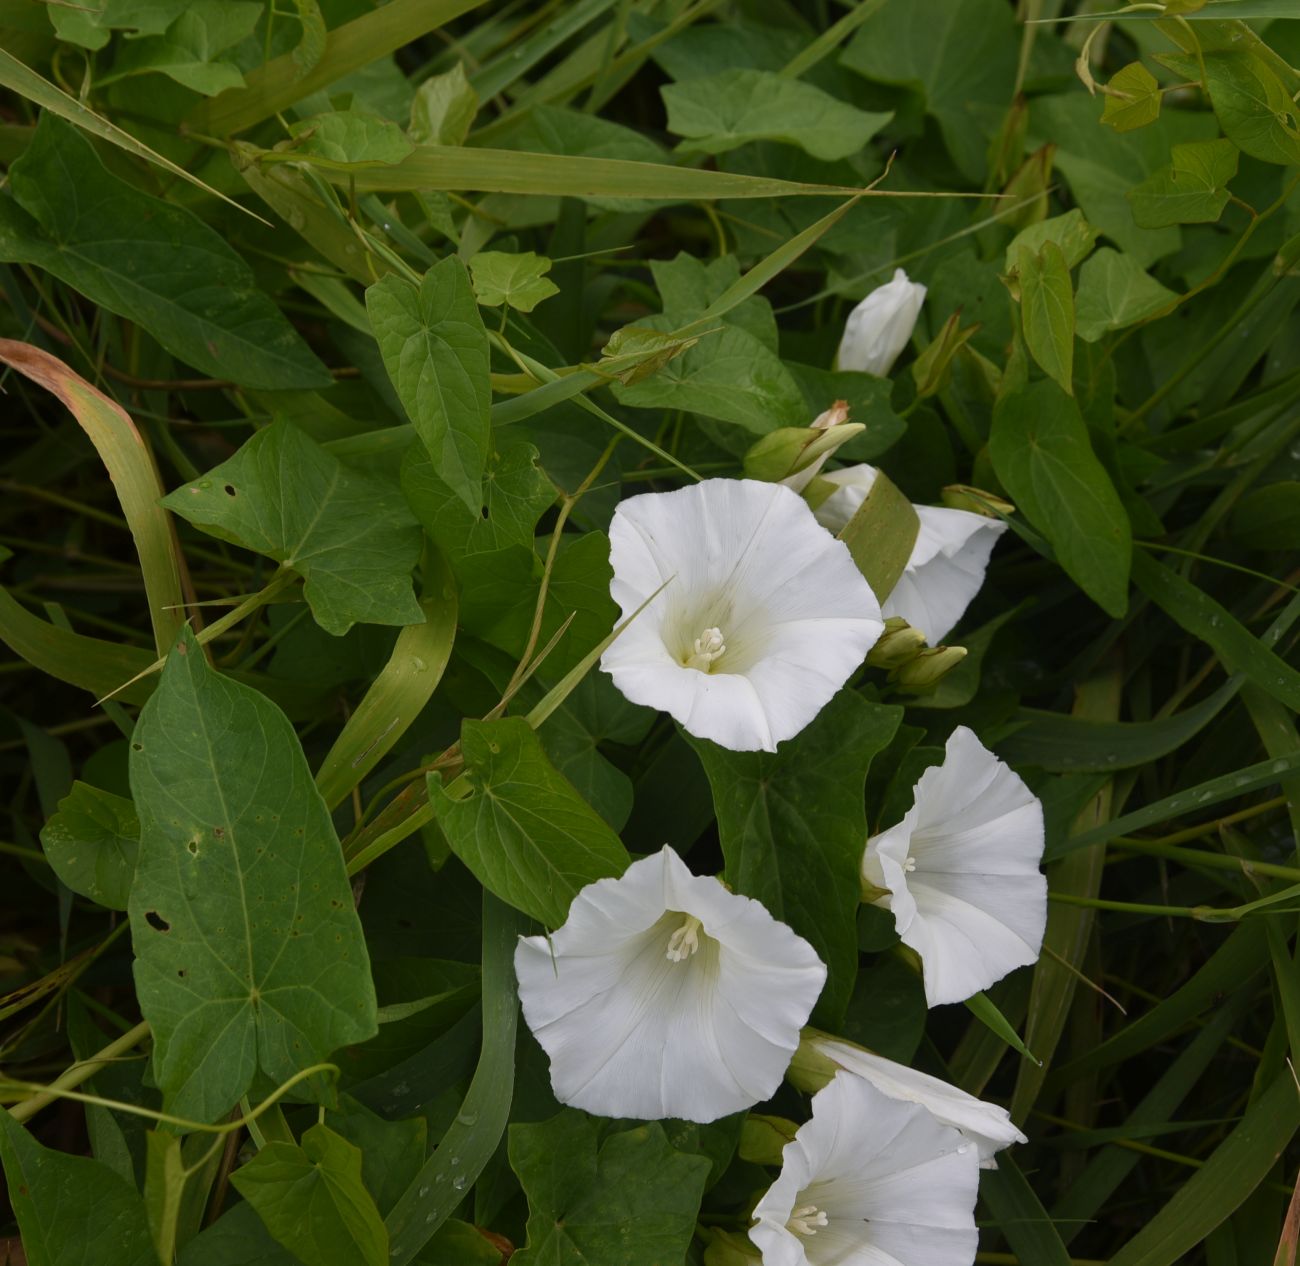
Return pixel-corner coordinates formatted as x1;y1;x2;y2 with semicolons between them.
811;399;850;430
744;414;865;491
942;485;1015;518
836;269;927;377
866;617;927;669
892;645;968;692
701;1228;763;1266
739;1114;800;1166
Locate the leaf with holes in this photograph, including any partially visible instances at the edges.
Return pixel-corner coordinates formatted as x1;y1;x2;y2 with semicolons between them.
127;627;377;1121
162;421;424;636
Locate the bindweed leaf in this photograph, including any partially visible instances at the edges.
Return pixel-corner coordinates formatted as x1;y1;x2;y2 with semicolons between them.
40;781;139;911
1018;240;1075;395
0;1110;156;1266
128;628;377;1120
1127;139;1239;228
109;0;261;96
1101;62;1162;133
661;67;892;161
163;422;424;637
0;115;329;389
509;1111;711;1266
687;690;902;1024
368;257;492;512
429;717;629;926
410;63;478;145
231;1124;388;1266
1074;248;1177;341
468;250;560;312
1201;50;1300;166
991;380;1131;616
290;110;416;166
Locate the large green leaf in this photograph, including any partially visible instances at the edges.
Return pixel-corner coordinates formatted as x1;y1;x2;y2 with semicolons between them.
509;1111;711;1266
40;781;139;912
231;1124;388;1266
687;690;902;1024
163;422;424;637
128;628;378;1120
661;67;891;161
0;1110;156;1266
367;258;491;512
841;0;1018;179
0;115;329;390
991;380;1132;617
429;717;629;926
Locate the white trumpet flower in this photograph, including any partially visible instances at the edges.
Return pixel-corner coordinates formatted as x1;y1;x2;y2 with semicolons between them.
514;846;827;1124
836;268;927;377
601;479;883;753
798;1031;1026;1167
750;1071;979;1266
813;464;1006;643
863;726;1047;1008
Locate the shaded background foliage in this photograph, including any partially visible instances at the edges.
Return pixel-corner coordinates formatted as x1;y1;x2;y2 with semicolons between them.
0;0;1298;1264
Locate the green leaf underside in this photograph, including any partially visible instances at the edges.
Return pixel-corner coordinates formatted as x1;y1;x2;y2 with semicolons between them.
510;1112;711;1266
430;717;629;927
469;250;560;312
1074;248;1177;340
128;628;377;1120
163;422;425;637
0;115;329;390
368;258;492;513
688;690;902;1024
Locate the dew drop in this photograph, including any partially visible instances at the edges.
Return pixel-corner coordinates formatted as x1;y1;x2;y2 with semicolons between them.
411;657;427;672
418;1186;430;1198
451;1175;466;1191
456;1112;478;1126
449;1156;461;1167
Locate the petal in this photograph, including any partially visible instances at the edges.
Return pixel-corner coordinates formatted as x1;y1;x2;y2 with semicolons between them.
863;809;919;935
515;847;826;1123
836;271;927;377
812;1038;1027;1163
901;873;1046;1006
881;508;1004;643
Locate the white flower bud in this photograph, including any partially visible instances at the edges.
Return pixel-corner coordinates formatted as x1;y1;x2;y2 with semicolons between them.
836;268;928;377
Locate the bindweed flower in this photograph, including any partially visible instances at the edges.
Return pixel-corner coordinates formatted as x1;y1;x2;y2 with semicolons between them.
601;479;883;753
836;268;927;377
812;465;1007;643
789;1029;1026;1167
862;726;1047;1007
514;845;827;1124
749;1070;979;1266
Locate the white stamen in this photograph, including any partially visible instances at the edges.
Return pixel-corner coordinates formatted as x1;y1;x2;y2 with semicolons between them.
903;855;917;873
788;1204;829;1236
683;626;727;671
665;915;704;962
